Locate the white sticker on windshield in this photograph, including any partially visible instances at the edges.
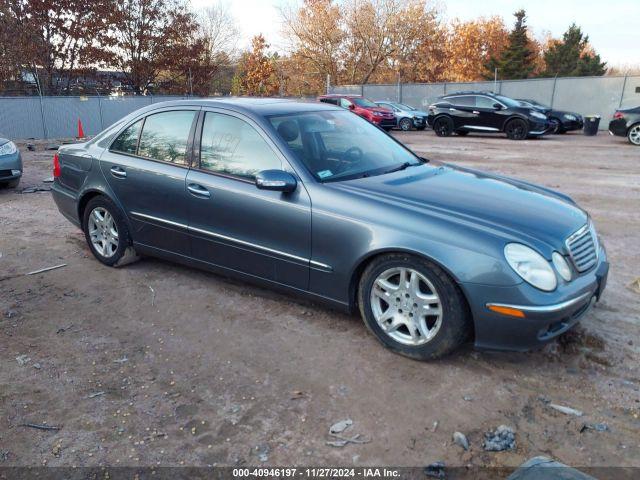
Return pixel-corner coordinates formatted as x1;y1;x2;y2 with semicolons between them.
317;170;333;179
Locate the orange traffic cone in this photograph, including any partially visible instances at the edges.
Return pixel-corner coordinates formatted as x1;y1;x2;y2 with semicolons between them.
77;119;85;139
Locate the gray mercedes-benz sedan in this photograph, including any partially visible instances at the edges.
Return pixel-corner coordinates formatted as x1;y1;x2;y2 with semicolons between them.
51;98;609;360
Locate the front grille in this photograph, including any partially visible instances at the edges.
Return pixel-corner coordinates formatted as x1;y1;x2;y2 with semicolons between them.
0;169;12;178
566;224;598;272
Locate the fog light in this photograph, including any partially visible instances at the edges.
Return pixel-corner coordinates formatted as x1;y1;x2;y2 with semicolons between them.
552;252;572;282
11;169;21;176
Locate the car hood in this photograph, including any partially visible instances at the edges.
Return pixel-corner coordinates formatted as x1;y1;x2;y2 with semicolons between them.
0;138;9;146
331;163;587;251
406;110;428;116
368;107;394;114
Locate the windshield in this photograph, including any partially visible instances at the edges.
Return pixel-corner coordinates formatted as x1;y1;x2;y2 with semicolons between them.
269;110;421;182
352;97;378;108
396;103;416;111
494;94;521;108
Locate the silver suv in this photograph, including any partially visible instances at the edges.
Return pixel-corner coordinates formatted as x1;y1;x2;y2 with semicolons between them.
375;101;429;131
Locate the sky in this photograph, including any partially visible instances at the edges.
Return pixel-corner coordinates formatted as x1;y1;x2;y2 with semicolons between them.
191;0;639;67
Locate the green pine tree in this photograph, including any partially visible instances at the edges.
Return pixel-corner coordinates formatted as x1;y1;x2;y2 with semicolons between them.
543;24;606;77
483;10;536;80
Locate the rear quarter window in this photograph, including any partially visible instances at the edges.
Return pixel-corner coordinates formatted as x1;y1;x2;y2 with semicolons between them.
110;119;143;154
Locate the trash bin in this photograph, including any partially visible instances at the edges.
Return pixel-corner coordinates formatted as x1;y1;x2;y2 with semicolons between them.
583;115;600;136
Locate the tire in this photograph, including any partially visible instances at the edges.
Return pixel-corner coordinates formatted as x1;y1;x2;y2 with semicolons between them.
82;195;132;267
628;123;640;146
505;118;528;140
549;117;561;134
433;116;453;137
358;253;471;360
456;131;469;136
399;118;412;131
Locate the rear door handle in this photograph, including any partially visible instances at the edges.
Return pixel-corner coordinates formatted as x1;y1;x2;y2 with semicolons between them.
110;166;127;178
187;183;211;198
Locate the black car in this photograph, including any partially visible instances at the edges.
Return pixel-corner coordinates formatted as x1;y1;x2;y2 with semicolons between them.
427;92;551;140
608;107;640;146
517;99;583;134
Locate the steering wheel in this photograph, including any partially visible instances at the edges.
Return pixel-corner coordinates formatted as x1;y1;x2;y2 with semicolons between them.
344;146;364;163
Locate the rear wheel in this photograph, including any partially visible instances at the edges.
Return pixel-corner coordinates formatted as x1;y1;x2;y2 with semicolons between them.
505;118;528;140
399;118;412;131
358;253;470;360
628;123;640;146
83;196;132;266
433;117;453;137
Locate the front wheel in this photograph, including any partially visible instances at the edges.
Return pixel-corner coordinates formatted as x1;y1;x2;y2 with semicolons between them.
433;117;453;137
628;123;640;146
399;118;412;131
83;196;132;266
358;253;470;360
505;118;528;140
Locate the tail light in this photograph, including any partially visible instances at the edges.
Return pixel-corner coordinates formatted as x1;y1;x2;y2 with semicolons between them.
613;111;624;119
53;153;61;178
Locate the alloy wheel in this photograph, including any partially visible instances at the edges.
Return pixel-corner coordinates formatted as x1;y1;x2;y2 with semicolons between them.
88;207;119;258
370;267;443;346
399;118;412;131
629;124;640;145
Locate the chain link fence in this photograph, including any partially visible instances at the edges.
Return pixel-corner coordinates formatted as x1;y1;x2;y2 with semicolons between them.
330;75;640;130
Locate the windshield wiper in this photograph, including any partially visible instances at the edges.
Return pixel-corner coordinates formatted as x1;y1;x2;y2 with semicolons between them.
384;161;421;174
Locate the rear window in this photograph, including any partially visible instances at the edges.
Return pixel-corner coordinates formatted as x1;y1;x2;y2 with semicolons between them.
446;96;474;107
138;111;196;165
110;119;142;154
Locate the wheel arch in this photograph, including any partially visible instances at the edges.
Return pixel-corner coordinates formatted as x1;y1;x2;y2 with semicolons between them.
77;188;131;233
501;114;529;132
347;247;475;339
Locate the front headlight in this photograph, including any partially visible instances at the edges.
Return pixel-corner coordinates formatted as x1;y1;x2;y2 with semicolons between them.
564;114;577;121
504;243;557;291
373;111;383;117
530;110;547;120
0;141;18;156
552;252;572;282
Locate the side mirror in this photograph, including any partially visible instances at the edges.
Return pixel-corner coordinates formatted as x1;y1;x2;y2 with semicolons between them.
255;169;297;193
493;103;503;110
348;104;355;110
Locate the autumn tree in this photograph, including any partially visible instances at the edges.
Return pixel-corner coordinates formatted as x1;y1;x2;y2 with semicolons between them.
543;24;606;77
1;0;116;92
235;35;279;96
484;9;536;80
445;16;508;82
280;0;344;86
110;0;202;94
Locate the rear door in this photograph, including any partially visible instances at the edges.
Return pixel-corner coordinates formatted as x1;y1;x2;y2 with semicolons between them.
100;108;199;256
445;95;478;129
185;109;312;290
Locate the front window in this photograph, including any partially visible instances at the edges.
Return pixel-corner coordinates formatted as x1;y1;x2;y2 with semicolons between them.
200;112;281;179
396;103;416;111
269;110;421;182
352;98;378;108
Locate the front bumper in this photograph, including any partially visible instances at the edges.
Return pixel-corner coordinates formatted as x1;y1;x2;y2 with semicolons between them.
463;245;609;351
561;119;584;131
528;120;552;136
372;117;397;128
412;116;427;128
0;151;23;181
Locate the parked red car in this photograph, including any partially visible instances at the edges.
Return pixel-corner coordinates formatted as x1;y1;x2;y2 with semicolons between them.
317;94;396;131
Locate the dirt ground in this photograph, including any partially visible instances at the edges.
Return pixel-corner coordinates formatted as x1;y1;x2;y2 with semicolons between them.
1;131;639;471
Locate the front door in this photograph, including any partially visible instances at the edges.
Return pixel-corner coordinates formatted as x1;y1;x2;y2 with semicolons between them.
100;108;198;256
186;110;311;290
473;95;504;131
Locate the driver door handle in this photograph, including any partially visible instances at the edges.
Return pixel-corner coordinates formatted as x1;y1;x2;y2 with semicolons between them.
472;110;480;115
187;183;211;198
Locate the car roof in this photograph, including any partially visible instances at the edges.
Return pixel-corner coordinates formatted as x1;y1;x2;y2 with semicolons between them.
318;94;362;98
444;91;497;97
128;97;341;117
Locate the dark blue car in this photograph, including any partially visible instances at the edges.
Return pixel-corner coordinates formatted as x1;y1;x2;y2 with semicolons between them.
51;98;608;360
